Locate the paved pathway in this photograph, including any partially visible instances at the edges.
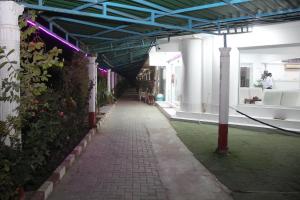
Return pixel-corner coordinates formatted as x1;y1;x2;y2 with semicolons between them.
49;92;168;200
48;89;232;200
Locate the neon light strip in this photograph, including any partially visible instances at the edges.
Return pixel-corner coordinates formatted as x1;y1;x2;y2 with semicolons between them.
98;67;108;73
26;20;81;52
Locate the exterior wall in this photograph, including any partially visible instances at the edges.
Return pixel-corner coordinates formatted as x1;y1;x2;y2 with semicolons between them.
155;21;300;119
200;21;300;114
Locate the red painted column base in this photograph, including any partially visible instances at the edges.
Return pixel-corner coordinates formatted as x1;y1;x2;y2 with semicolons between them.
217;124;229;154
89;112;96;128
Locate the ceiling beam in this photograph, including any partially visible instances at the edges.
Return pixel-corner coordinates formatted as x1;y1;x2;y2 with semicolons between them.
41;16;83;49
52;17;144;36
193;6;300;28
73;3;95;11
221;0;256;17
22;3;216;35
70;33;118;41
159;0;251;15
95;43;156;53
104;1;212;23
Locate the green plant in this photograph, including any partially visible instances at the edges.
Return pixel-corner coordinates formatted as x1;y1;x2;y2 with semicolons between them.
19;14;63;123
0;12;91;198
62;52;89;115
0;48;19;104
0;46;23;200
97;76;108;107
0;11;64;199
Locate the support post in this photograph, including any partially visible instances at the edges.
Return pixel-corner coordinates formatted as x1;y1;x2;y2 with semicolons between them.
111;71;115;93
0;1;24;124
107;69;111;93
217;44;231;154
115;72;118;87
180;39;202;113
88;56;97;128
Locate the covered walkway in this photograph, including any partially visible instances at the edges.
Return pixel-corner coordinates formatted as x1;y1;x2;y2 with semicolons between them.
48;90;232;200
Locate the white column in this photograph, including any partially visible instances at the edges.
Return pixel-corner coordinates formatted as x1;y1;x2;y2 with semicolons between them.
95;62;98;109
180;39;202;113
88;56;97;127
107;69;111;92
0;1;24;121
114;72;117;87
217;47;231;154
111;71;115;91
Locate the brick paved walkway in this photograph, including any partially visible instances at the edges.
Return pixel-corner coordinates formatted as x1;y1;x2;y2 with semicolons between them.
48;92;168;200
48;89;232;200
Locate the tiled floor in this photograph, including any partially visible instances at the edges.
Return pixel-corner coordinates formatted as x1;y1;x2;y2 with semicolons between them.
48;89;232;200
48;92;168;200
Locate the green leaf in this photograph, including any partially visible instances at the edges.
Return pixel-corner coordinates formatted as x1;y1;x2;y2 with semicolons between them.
0;61;8;69
7;49;15;57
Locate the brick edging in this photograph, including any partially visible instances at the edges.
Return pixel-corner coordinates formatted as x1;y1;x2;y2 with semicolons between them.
30;104;115;200
30;129;96;200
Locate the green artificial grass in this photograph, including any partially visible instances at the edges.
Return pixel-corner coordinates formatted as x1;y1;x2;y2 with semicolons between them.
171;121;300;200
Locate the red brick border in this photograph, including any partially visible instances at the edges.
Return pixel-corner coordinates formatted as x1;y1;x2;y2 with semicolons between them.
30;129;96;200
29;104;115;200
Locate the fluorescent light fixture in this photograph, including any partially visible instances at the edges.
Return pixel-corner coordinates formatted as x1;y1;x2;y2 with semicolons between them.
26;19;81;52
285;64;300;69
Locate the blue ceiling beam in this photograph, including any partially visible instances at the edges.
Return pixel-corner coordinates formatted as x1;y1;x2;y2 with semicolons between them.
91;4;144;20
41;16;83;48
166;0;251;15
95;43;156;53
73;0;214;38
78;0;141;20
70;33;118;41
111;47;149;58
194;6;300;28
73;3;95;11
221;0;255;17
90;30;167;50
88;0;215;38
91;25;132;37
102;1;211;23
22;3;216;35
78;0;108;3
128;0;173;12
52;17;144;36
91;35;156;51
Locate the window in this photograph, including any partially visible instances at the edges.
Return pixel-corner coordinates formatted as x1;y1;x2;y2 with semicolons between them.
239;45;300;107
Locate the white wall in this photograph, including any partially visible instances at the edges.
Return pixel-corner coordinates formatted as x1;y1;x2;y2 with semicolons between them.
240;46;300;90
201;21;300;111
153;20;300;114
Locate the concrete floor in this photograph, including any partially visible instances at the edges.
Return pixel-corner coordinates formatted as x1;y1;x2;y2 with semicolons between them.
48;89;232;200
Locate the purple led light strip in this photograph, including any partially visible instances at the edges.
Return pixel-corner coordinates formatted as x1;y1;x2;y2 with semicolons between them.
98;67;108;73
27;20;81;52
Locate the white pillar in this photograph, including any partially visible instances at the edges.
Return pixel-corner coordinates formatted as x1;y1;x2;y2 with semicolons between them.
111;71;115;91
95;62;98;109
88;56;97;128
0;1;24;122
180;39;202;113
165;65;172;102
113;72;116;88
107;69;111;92
217;47;231;154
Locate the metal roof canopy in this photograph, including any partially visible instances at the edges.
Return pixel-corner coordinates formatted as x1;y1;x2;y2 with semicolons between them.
22;0;300;78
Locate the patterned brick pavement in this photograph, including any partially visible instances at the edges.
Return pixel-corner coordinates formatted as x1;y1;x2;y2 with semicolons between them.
48;95;168;200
